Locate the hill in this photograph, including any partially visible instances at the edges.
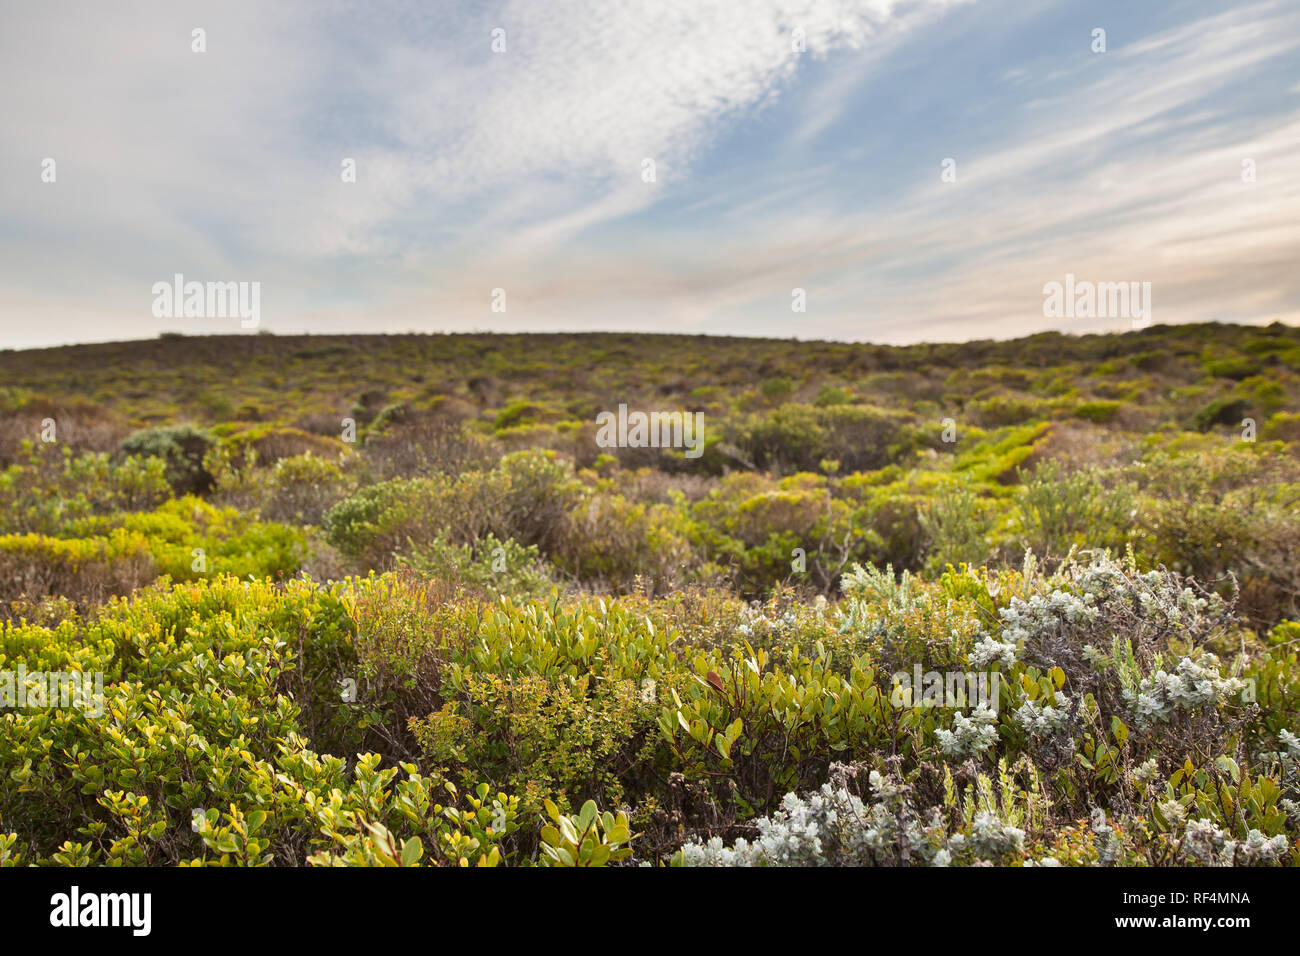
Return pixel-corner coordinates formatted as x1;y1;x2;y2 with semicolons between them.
1;321;1299;867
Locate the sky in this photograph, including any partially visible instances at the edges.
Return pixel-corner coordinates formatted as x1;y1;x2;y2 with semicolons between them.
1;0;1298;350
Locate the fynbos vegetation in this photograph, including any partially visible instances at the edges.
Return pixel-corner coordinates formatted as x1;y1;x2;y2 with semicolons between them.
2;323;1299;867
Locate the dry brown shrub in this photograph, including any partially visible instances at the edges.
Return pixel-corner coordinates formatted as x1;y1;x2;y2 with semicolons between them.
0;548;156;620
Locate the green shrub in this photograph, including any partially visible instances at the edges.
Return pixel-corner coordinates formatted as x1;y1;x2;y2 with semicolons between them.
1137;447;1300;628
1074;400;1122;424
63;497;309;583
1203;356;1260;380
1;552;1296;866
5;323;1300;867
919;481;992;573
1193;396;1249;432
400;533;557;601
562;493;698;594
1262;412;1300;444
729;404;906;474
264;453;354;525
323;476;433;566
0;447;170;535
120;425;216;495
1011;460;1136;560
759;377;795;401
813;385;853;407
970;395;1050;427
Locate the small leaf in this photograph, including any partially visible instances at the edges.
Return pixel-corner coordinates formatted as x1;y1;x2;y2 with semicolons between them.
401;837;423;867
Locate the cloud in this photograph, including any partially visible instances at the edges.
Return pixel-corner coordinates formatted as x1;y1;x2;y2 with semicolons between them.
483;0;1300;343
295;0;973;256
0;0;1297;348
0;0;969;347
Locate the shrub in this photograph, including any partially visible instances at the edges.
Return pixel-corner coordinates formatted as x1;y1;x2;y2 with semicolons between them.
361;415;495;481
120;425;216;495
969;395;1049;427
689;473;859;594
5;323;1300;867
0;447;170;535
675;766;1029;867
63;497;310;583
1074;400;1122;424
1262;412;1300;445
562;493;698;594
729;404;906;474
400;533;557;601
919;481;992;573
1010;460;1135;560
325;450;582;572
1138;448;1300;628
2;551;1296;866
1192;396;1249;432
1203;356;1260;381
263;453;355;525
0;530;155;613
323;476;435;566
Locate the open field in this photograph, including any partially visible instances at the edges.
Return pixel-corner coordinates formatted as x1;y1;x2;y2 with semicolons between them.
2;322;1300;866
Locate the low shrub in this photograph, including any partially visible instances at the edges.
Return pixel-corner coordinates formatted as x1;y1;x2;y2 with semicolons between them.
0;530;155;613
120;425;216;495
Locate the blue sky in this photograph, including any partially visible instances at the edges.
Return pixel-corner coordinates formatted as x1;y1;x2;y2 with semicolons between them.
2;0;1298;349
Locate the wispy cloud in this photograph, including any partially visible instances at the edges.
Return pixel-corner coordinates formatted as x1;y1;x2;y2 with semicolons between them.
0;0;1296;347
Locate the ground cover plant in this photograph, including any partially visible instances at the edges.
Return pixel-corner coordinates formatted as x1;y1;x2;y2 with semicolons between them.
2;322;1300;866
